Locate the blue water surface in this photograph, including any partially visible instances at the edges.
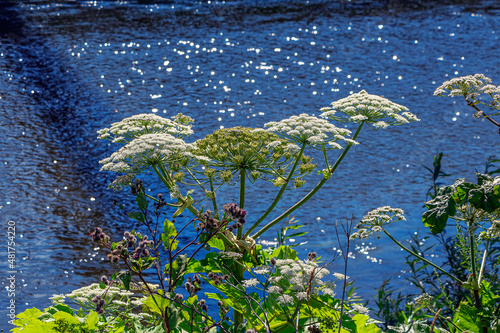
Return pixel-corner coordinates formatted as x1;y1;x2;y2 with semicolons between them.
1;0;500;329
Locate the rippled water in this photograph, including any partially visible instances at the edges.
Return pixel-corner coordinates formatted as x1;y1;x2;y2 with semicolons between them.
1;0;500;328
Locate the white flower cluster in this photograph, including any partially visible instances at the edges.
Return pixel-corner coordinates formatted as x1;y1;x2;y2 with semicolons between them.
99;133;209;173
273;259;333;299
97;113;194;144
434;74;492;99
352;206;406;239
351;303;370;315
321;90;419;129
265;113;354;148
65;283;134;299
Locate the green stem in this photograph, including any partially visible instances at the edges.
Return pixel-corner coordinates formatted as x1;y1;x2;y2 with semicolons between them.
251;122;364;239
469;228;478;285
382;229;464;284
243;143;307;238
209;178;219;219
237;169;246;240
153;165;199;216
478;239;489;286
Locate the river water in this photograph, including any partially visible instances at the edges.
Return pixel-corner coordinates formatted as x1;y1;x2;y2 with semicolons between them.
1;0;500;329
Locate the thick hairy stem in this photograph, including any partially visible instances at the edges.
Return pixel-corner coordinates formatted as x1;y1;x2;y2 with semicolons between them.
252;122;364;239
243;143;306;238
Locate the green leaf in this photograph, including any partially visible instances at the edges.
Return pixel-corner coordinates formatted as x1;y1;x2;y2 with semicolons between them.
52;303;74;315
120;271;132;290
454;302;481;332
162;219;178;251
143;294;170;315
136;192;149;210
53;311;80;325
129;211;145;223
285;231;309;239
351;313;383;333
16;307;43;320
85;311;99;329
207;237;225;250
422;194;456;234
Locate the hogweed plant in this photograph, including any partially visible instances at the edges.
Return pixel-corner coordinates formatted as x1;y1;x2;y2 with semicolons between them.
11;90;418;332
354;173;500;333
434;73;500;135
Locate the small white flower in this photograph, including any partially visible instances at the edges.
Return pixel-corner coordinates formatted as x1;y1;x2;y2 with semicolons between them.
333;273;349;280
99;133;206;174
97;113;194;144
254;266;271;275
267;286;283;294
266;113;354;148
434;74;492;99
220;251;243;259
322;90;418;129
354;206;406;239
49;294;66;303
351;303;370;315
321;288;335;296
276;294;294;306
297;291;308;300
243;278;260;288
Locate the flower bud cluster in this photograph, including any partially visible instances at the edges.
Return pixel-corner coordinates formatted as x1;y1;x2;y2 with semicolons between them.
197;299;208;312
130;235;154;260
100;275;110;286
207;272;228;286
90;227;110;244
308;325;321;333
223;203;247;232
130;179;144;196
91;295;106;314
184;274;202;295
153;193;166;210
196;210;221;233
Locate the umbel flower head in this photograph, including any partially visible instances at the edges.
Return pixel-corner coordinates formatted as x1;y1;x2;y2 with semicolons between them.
194;126;297;183
434;74;492;100
97;113;194;144
351;206;406;239
99;133;208;174
265;113;355;149
321;90;419;130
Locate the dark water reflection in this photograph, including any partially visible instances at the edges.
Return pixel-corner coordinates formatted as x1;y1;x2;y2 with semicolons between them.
1;0;500;328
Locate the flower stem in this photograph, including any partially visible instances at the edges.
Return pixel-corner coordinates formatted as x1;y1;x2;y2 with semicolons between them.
478;239;489;285
251;122;364;240
153;165;199;216
237;169;246;240
382;228;464;284
209;178;219;219
243;143;306;238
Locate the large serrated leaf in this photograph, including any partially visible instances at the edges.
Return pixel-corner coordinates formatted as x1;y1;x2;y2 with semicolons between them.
422;194;456;234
